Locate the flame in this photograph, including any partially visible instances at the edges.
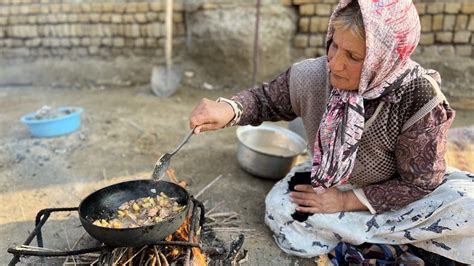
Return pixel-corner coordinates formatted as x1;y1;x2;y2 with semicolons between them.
164;217;207;265
166;168;179;183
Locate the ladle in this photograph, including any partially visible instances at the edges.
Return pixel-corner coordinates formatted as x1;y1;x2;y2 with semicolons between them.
152;128;195;180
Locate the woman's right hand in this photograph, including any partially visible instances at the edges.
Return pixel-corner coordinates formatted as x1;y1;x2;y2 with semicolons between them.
189;98;235;134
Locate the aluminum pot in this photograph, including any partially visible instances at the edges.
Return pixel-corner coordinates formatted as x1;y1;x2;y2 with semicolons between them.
236;124;307;179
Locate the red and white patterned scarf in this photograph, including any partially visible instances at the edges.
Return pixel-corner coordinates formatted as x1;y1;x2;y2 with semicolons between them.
311;0;440;193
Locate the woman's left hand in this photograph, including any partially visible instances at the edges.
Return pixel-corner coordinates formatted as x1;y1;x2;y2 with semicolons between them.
290;185;346;213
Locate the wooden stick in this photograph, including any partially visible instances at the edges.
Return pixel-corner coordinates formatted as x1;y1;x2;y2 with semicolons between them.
123;246;146;265
211;227;256;232
195;175;223;199
207;211;238;218
204;200;225;216
159;251;169;266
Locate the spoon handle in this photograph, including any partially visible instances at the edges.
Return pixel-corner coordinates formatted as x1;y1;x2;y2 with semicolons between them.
170;128;195;155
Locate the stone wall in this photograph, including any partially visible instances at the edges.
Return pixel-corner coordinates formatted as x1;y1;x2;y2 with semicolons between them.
290;0;474;57
0;0;186;58
0;0;472;88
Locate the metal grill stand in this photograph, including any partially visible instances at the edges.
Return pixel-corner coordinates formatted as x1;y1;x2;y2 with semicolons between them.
8;198;205;266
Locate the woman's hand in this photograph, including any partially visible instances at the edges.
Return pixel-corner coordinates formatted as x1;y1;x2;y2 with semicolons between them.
189;98;235;134
290;186;368;213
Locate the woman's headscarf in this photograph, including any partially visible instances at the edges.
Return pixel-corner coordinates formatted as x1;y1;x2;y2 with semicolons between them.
310;0;440;192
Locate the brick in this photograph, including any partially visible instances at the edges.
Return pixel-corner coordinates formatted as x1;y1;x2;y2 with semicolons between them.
461;3;474;14
89;14;100;23
68;14;79;23
443;15;455;30
146;37;157;48
310;16;329;33
444;3;461;14
299;17;310;32
173;13;183;23
150;2;162;12
60;38;70;47
124;38;134;47
111;15;122;24
294;34;308;48
78;14;89;23
309;34;324;47
175;23;185;36
146;12;159;22
88;46;99;55
91;3;102;12
62;3;71;13
70;4;81;13
102;37;112;46
420;15;432;32
114;3;126;13
432;14;443;31
419;33;434;45
455;45;472;56
0;7;9;15
100;14;111;23
81;37;90;46
137;3;149;13
90;37;101;46
304;47;318;57
455;15;469;30
50;3;61;13
453;31;471;43
30;4;41;14
299;4;314;15
125;24;140;37
40;5;48;13
135;13;147;23
57;14;68;23
315;4;331;16
0;17;7;25
123;14;134;23
435;32;453;43
126;3;138;13
281;0;292;6
102;3;114;13
135;38;146;47
148;22;163;37
415;3;426;15
294;0;324;4
27;16;37;24
427;3;444;14
81;3;91;12
113;37;125;47
468;15;474;31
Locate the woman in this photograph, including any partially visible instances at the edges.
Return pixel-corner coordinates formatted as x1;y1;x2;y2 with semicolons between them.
189;0;473;263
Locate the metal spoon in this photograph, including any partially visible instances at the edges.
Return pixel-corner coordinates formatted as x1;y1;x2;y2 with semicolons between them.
152;128;195;180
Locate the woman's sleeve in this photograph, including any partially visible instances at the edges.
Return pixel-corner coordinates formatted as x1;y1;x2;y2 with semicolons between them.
358;103;455;213
230;68;297;126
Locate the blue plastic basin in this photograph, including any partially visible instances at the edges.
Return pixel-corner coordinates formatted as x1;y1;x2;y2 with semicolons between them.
20;107;84;137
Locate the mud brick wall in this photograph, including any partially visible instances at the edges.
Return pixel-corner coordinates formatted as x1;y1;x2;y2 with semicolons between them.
290;0;474;57
0;0;186;58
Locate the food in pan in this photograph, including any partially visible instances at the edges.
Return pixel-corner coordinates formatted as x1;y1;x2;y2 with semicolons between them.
93;192;185;229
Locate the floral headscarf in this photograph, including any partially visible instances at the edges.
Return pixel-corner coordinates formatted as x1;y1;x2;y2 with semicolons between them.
310;0;440;192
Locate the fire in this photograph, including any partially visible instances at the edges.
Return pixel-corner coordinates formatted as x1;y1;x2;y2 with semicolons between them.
164;218;207;265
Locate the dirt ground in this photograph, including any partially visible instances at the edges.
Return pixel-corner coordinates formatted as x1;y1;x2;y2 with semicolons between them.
0;82;473;265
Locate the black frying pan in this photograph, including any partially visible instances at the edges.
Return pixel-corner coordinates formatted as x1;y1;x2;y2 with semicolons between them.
78;180;190;247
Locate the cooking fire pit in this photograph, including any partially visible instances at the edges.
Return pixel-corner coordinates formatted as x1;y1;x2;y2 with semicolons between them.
7;198;245;265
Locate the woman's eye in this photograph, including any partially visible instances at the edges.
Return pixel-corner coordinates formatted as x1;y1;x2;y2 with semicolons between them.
350;54;362;61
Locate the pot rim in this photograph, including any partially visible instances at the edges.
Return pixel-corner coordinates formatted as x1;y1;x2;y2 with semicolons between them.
236;123;307;157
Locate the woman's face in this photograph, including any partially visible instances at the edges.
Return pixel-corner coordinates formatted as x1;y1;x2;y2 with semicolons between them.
327;28;366;91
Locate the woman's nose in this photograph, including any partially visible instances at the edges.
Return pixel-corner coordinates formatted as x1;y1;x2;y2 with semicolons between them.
328;52;344;72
